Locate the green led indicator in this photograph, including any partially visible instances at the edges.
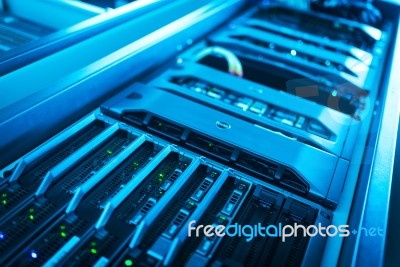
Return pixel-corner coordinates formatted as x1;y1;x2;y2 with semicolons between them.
125;259;133;266
208;143;213;147
158;173;164;178
106;149;113;155
1;193;7;205
60;225;66;230
133;162;139;167
157;122;163;127
91;241;97;246
29;215;35;221
29;208;35;213
60;232;67;238
90;248;97;254
220;215;226;221
189;201;194;206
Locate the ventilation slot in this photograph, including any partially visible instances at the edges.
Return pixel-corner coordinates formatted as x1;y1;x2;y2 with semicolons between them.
123;112;148;126
0;120;107;216
211;187;282;267
120;113;310;196
280;170;308;194
186;132;234;161
255;200;316;267
59;130;135;193
0;202;56;253
148;117;185;141
139;167;218;250
89;142;156;208
18;220;88;267
118;153;189;223
69;235;118;267
236;152;278;180
0;187;28;216
172;178;236;266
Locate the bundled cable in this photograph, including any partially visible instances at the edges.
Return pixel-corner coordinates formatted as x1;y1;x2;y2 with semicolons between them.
193;46;244;78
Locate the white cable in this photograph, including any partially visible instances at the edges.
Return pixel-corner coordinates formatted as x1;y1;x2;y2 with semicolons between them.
193;46;243;77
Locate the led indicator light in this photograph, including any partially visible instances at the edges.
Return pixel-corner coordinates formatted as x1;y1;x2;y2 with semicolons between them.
31;251;38;259
125;259;133;266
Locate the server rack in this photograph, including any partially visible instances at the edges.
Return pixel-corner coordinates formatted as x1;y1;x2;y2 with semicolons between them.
0;0;399;266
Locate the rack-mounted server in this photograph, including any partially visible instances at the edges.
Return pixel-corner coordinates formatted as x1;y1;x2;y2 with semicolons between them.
0;112;331;267
101;83;347;209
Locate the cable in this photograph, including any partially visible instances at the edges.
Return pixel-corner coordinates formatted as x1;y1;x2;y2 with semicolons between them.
193;46;244;78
